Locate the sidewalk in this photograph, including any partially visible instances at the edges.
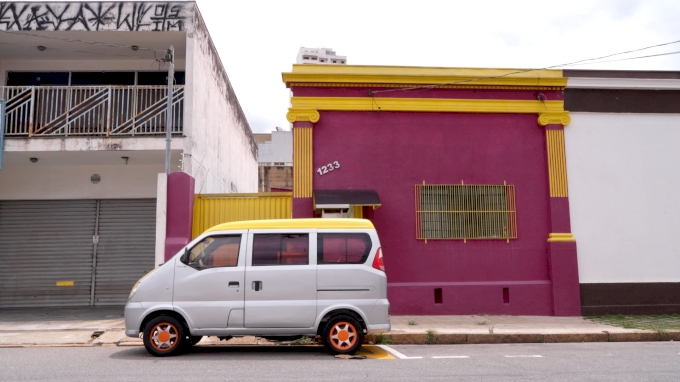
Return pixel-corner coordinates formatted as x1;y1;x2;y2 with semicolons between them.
1;307;678;348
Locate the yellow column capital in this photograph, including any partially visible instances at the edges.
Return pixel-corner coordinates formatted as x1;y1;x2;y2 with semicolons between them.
538;111;571;126
287;108;320;123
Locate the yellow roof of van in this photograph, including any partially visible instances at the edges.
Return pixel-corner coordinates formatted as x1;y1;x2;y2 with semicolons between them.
205;218;375;233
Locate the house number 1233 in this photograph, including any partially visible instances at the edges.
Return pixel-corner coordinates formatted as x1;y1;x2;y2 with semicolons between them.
317;161;340;175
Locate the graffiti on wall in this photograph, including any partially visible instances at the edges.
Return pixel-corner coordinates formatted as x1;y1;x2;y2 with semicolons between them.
0;2;189;31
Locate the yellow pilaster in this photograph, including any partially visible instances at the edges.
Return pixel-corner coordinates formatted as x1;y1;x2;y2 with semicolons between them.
293;127;313;198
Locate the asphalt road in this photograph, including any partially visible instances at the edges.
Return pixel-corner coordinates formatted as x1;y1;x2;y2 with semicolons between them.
1;342;679;381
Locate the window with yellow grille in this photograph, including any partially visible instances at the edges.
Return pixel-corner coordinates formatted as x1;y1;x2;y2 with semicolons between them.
415;184;517;241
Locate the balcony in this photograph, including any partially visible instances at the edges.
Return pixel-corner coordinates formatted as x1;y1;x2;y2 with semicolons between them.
1;85;184;137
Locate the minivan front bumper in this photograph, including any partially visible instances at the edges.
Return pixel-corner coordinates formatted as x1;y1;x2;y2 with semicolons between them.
124;301;145;337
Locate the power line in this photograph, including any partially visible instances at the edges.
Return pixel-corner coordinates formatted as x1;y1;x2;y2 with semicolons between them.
370;38;680;94
560;50;680;67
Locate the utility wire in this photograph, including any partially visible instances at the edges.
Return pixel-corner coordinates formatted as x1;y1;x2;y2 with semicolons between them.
560;50;680;67
370;38;680;94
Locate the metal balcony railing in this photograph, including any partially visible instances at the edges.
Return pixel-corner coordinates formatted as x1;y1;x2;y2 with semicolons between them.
0;85;184;137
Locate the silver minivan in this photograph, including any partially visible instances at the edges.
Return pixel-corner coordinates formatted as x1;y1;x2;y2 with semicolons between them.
125;218;390;356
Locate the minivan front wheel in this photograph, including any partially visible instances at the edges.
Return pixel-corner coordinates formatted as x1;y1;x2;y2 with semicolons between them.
143;316;186;357
322;315;364;355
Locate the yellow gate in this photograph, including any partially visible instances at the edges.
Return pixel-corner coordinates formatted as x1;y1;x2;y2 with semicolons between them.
192;192;292;238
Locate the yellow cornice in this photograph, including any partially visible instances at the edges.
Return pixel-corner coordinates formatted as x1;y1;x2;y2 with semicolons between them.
290;82;563;91
538;111;571;126
283;65;566;88
547;233;576;242
290;97;564;114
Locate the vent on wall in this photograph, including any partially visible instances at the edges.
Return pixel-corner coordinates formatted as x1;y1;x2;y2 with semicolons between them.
434;288;443;304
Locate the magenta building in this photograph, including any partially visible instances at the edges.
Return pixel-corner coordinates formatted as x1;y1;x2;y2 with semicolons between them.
283;65;580;316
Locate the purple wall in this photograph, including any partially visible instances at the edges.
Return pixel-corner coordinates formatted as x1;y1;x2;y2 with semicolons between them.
310;110;555;315
164;172;195;262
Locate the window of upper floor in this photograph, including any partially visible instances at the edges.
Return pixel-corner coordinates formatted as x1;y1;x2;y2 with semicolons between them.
6;71;186;86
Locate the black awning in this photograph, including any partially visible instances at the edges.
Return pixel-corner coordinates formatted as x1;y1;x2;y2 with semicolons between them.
313;189;381;209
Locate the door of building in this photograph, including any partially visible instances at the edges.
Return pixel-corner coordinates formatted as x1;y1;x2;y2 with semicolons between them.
0;199;156;308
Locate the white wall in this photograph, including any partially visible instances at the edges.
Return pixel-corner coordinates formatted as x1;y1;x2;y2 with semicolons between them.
0;163;162;199
258;130;292;164
183;10;257;194
565;113;680;283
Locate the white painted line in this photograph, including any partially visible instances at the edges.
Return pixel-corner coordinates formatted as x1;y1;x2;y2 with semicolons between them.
432;356;470;359
376;345;423;359
504;355;543;358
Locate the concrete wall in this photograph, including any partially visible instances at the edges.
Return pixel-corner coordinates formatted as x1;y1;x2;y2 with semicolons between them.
0;163;161;199
258;166;293;192
258;130;292;164
0;2;191;32
565;113;680;283
183;9;257;194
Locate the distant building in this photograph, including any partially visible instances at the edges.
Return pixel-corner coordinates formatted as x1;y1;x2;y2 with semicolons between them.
256;128;293;192
296;47;346;65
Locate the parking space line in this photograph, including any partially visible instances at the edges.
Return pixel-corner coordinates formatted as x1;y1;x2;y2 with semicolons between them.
504;355;543;358
376;345;423;359
432;356;470;359
356;345;395;359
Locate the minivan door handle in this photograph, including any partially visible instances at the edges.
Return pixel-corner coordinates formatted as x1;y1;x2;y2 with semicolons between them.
228;281;239;288
252;281;263;291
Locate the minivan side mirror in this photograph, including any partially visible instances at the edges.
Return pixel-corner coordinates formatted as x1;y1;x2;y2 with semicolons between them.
180;248;189;264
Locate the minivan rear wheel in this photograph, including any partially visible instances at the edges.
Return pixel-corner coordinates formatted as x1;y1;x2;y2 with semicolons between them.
143;315;186;357
322;315;364;355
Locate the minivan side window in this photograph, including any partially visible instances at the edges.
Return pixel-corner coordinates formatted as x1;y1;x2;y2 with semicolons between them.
252;234;309;266
317;233;372;264
183;235;241;270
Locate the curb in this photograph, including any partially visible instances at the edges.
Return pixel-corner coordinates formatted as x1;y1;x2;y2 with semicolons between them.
3;330;679;348
366;330;680;345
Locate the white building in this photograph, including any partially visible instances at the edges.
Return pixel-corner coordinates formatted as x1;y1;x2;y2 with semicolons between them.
255;128;292;166
296;47;346;65
0;1;257;308
563;69;680;315
254;128;292;192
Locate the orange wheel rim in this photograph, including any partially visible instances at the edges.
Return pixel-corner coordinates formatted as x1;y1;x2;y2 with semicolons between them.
329;321;357;350
149;322;179;351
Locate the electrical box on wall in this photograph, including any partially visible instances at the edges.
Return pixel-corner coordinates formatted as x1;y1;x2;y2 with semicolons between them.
321;208;352;218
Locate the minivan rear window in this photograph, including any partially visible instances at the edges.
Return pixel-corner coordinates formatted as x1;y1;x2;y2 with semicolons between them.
252;234;309;266
317;233;372;264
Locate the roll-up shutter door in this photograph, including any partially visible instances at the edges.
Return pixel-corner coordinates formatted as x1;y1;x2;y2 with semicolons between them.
0;200;97;308
94;199;156;305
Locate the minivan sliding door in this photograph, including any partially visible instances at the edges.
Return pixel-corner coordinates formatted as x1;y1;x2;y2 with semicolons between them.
244;231;317;328
173;232;246;329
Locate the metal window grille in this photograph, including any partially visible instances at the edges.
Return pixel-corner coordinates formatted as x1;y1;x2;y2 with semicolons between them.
415;184;517;241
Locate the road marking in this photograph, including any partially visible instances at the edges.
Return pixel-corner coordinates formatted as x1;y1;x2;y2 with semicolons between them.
504;355;543;358
356;345;395;360
432;356;470;359
376;345;423;359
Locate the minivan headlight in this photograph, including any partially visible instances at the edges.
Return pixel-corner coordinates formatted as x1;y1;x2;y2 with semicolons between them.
128;268;157;300
128;280;142;300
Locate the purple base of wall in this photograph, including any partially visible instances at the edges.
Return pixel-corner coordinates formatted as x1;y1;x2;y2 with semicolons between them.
548;241;581;316
292;197;314;218
388;281;553;315
164;172;195;262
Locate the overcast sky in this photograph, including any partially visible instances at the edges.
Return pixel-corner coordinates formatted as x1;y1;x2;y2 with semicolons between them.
193;0;680;134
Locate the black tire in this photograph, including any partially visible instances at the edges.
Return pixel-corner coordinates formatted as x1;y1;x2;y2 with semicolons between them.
143;315;186;357
321;314;364;355
188;336;203;346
